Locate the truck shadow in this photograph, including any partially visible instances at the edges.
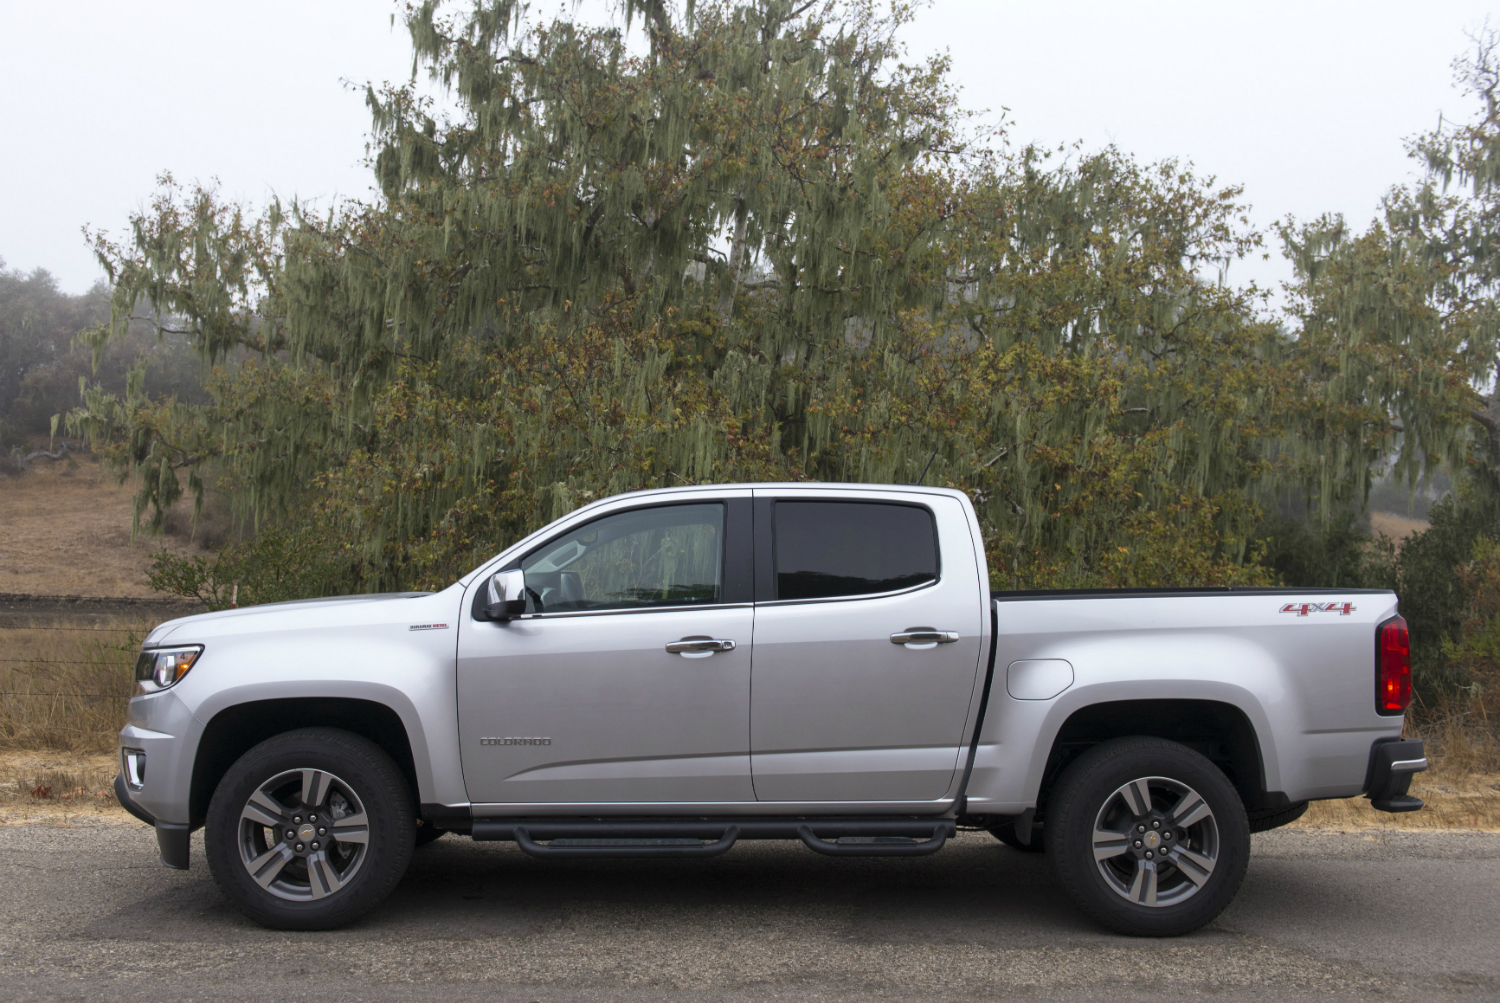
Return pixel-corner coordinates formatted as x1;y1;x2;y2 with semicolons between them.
89;831;1304;948
376;833;1127;946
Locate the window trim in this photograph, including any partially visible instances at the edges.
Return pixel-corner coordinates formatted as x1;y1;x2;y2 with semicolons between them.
755;578;940;609
759;497;942;606
471;499;748;621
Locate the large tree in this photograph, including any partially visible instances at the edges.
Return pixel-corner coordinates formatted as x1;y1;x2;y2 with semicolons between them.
78;0;1361;591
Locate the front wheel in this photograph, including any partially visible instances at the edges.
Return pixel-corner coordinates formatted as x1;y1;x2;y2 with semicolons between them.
1045;736;1250;937
205;727;416;930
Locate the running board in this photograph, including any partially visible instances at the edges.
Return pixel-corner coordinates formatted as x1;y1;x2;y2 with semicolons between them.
471;818;956;858
513;826;740;858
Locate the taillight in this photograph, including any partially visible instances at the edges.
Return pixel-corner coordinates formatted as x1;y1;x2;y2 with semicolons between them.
1377;615;1411;715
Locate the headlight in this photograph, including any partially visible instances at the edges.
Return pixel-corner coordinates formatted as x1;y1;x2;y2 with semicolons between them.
135;645;204;688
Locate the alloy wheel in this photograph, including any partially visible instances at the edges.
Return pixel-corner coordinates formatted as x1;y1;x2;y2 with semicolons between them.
237;768;371;901
1090;775;1219;908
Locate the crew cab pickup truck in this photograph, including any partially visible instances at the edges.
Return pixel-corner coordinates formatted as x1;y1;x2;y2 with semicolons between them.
115;483;1427;936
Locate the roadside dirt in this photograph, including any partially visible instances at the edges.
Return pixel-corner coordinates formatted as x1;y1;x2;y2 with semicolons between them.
0;455;208;597
0;749;128;825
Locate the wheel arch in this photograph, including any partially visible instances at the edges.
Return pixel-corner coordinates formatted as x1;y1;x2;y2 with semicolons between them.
1031;699;1271;823
189;697;420;824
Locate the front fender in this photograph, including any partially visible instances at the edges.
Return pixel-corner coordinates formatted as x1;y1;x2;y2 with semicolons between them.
191;679;440;803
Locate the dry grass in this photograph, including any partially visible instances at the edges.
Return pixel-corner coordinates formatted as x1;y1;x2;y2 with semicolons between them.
0;750;131;824
0;455;209;597
0;621;152;753
1369;510;1431;542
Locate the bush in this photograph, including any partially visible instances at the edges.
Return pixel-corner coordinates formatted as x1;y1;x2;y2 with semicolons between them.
1257;510;1372;590
147;525;359;611
1256;490;1500;707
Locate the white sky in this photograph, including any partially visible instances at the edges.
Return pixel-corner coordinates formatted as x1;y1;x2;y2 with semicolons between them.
2;0;1496;304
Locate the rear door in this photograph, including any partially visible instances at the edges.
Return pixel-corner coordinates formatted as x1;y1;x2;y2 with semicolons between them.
457;495;755;805
748;490;988;802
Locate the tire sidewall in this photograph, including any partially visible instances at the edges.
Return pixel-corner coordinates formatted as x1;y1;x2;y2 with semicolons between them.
1045;737;1250;937
206;727;416;930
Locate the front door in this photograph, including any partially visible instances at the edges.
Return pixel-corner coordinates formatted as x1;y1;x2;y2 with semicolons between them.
458;498;755;805
749;492;987;802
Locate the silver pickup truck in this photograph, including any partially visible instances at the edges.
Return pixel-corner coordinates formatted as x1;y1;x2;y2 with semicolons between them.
115;483;1426;936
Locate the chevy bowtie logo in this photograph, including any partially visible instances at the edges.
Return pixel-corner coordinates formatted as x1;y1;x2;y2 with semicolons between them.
1280;602;1356;616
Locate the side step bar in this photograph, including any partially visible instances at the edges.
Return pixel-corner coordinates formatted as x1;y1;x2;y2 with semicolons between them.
472;818;956;859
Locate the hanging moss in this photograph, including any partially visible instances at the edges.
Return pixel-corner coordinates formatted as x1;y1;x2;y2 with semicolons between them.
70;3;1495;593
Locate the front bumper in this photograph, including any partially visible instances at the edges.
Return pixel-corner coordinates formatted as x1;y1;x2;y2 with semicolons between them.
114;773;193;870
1365;738;1427;813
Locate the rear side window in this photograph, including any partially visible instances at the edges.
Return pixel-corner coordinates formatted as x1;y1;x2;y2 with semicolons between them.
773;501;939;601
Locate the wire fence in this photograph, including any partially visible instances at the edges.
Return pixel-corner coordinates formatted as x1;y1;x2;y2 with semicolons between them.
0;607;169;753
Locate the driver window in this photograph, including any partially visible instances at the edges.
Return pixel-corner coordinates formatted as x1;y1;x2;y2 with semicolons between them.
519;503;724;613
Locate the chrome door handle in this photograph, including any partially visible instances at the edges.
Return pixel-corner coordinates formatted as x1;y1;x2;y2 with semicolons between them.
666;638;737;653
890;630;959;645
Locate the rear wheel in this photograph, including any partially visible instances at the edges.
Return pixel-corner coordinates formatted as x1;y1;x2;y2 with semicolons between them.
1045;736;1249;937
205;727;416;930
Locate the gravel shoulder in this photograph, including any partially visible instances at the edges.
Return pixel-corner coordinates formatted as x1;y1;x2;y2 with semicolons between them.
0;822;1495;1002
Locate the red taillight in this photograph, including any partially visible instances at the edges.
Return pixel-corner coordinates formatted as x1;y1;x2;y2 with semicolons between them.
1377;615;1411;714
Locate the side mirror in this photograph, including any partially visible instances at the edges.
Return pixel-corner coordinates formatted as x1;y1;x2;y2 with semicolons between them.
484;569;528;622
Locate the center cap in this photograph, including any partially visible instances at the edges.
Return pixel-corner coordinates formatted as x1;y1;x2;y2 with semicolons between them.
297;823;317;842
1144;831;1161;850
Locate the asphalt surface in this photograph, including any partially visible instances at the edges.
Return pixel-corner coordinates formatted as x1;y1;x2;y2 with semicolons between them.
0;822;1496;1002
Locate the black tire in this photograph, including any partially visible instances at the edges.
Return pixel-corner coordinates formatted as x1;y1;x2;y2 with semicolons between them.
1247;800;1308;833
1045;736;1250;937
413;819;448;847
205;727;416;930
987;820;1045;852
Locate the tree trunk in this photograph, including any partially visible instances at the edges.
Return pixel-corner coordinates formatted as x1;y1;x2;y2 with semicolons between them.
717;198;748;323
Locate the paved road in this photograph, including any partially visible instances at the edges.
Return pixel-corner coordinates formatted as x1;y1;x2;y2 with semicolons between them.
0;822;1496;1002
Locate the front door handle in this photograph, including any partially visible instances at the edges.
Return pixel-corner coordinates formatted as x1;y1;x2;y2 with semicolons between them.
666;638;737;653
890;629;959;645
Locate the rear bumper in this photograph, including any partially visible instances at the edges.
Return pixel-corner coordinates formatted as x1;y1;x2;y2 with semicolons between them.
114;773;193;870
1364;738;1427;813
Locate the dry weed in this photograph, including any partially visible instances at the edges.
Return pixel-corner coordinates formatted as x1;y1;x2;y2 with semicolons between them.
0;620;153;753
0;750;129;824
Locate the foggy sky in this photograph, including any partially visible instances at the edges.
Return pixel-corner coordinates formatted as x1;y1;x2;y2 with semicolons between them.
2;0;1495;305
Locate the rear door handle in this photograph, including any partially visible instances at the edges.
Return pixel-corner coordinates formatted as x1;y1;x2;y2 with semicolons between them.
666;638;737;653
890;630;959;645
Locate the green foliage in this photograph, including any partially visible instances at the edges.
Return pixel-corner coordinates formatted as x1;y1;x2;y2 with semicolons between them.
69;0;1314;593
1443;536;1500;718
64;6;1500;613
1380;491;1500;696
146;525;358;611
1257;510;1373;591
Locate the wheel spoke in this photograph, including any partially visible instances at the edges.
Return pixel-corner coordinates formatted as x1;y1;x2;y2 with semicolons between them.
1168;846;1216;886
1092;828;1130;861
241;800;283;829
1128;859;1158;906
246;844;294;889
301;769;333;808
306;851;346;899
329;811;369;845
1122;779;1153;816
246;788;289;824
1170;790;1212;829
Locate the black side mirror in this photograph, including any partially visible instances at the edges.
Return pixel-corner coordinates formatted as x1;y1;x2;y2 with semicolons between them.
484;569;528;622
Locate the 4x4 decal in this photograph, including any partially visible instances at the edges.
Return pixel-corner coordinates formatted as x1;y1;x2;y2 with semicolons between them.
1280;601;1356;616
